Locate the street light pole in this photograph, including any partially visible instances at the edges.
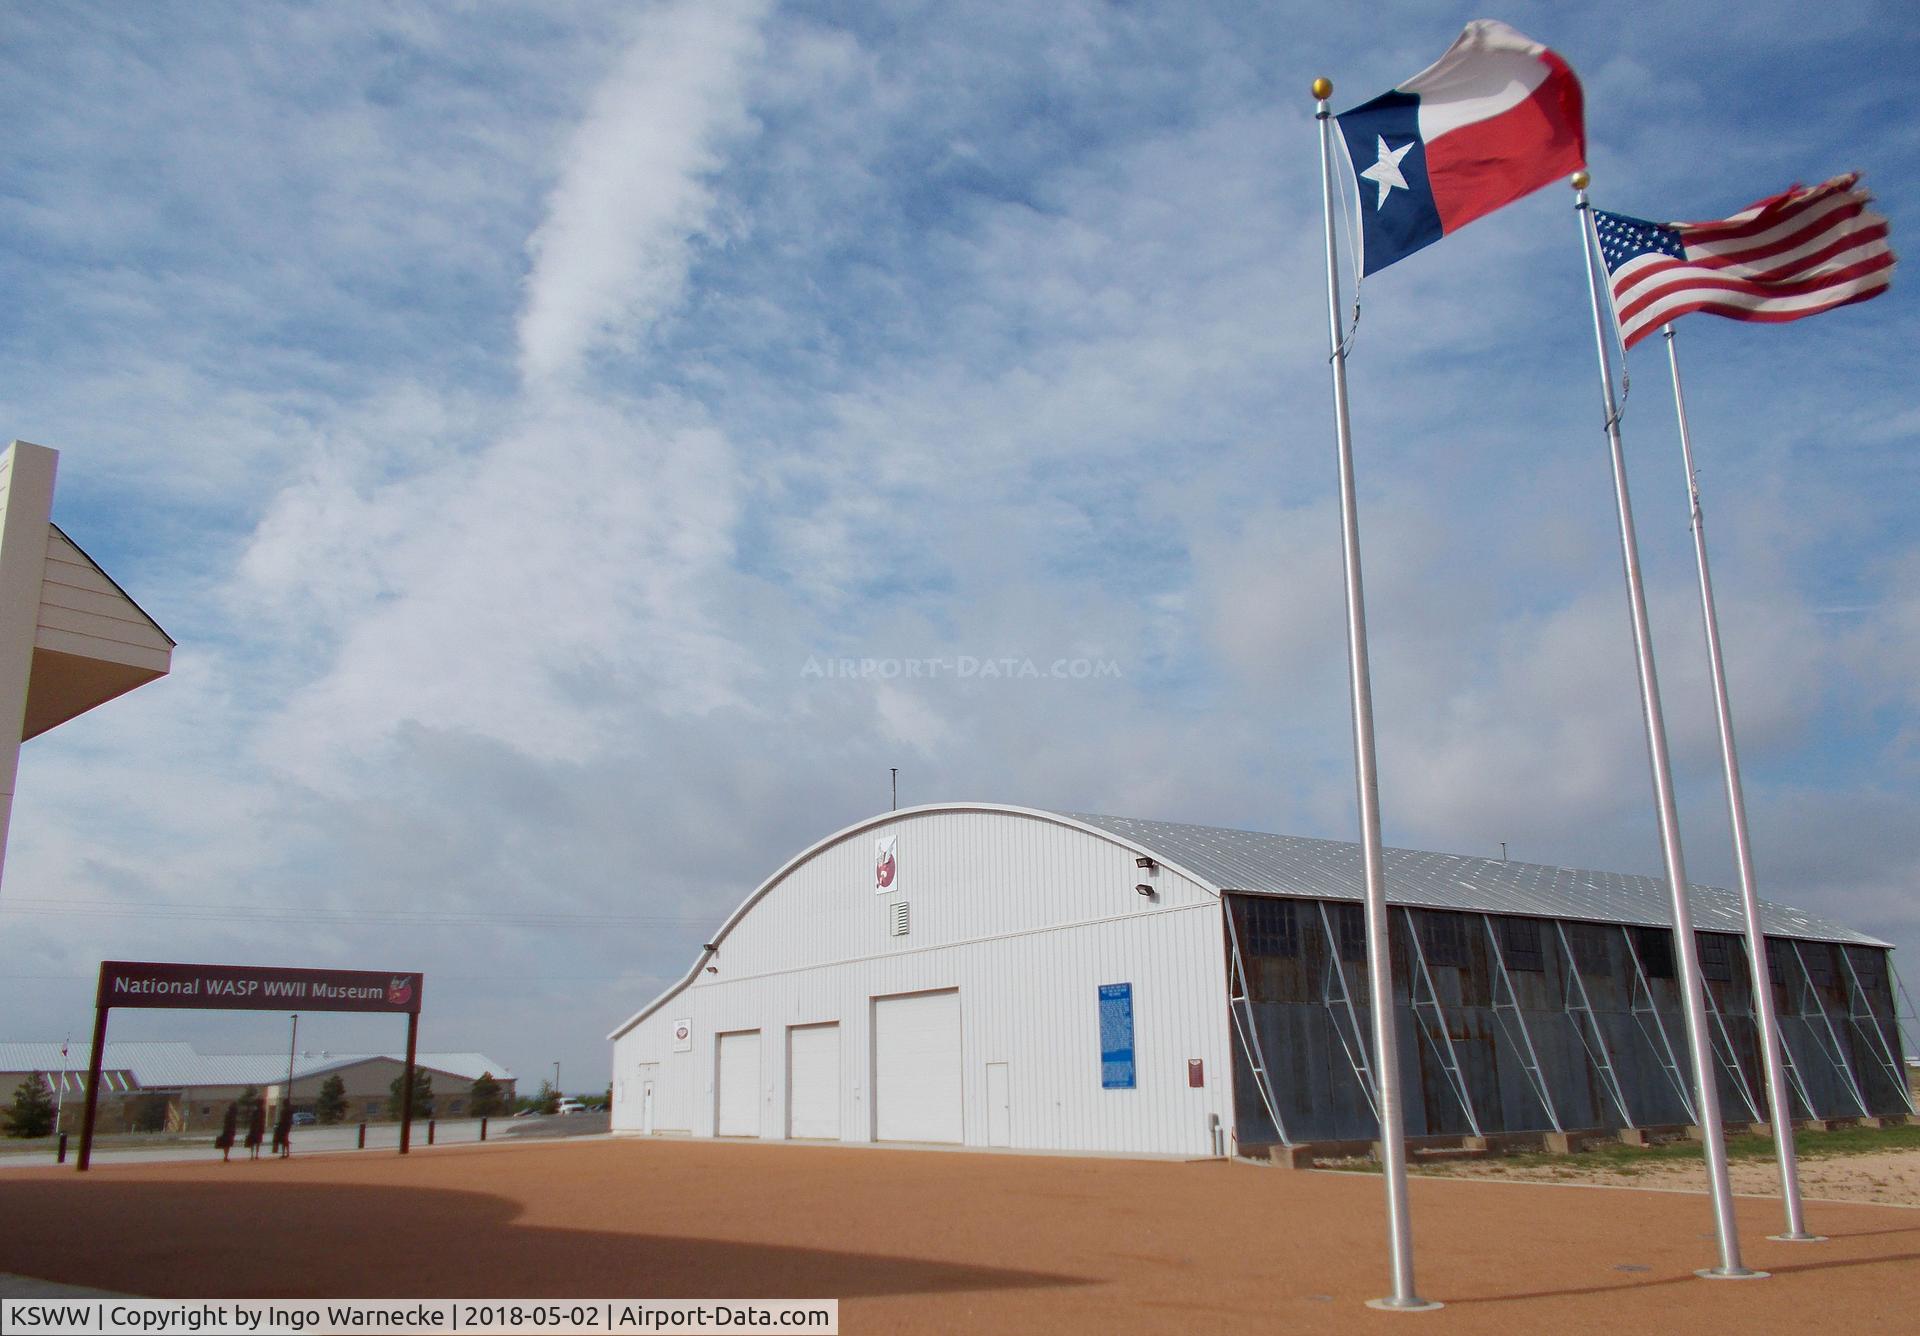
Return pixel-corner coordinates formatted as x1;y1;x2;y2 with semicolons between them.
284;1014;299;1120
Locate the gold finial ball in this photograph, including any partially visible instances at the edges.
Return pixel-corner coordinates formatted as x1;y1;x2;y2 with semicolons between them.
1570;170;1590;190
1311;77;1333;101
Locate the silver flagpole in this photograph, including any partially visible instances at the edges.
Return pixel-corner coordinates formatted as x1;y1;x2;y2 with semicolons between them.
1572;173;1761;1280
1315;77;1436;1314
1662;323;1821;1242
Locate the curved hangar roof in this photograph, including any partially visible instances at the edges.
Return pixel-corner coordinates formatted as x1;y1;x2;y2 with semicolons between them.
610;804;1884;1041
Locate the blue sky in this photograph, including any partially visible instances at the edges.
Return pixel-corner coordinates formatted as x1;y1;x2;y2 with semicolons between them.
2;1;1915;1089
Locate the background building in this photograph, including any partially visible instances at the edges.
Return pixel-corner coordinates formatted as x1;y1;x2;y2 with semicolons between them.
0;1041;513;1132
608;804;1912;1156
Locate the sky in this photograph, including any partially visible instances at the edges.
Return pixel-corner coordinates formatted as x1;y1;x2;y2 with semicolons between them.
2;1;1916;1093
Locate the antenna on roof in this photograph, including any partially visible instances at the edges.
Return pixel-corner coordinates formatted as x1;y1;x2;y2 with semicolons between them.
891;768;898;812
1500;842;1508;862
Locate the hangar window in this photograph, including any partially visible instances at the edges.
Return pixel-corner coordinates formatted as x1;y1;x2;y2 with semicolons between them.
1697;933;1736;983
1569;923;1613;976
1243;898;1299;959
1800;944;1834;987
1501;918;1545;972
1844;947;1891;1008
1629;926;1675;980
1418;912;1470;967
1328;902;1367;963
1766;939;1788;986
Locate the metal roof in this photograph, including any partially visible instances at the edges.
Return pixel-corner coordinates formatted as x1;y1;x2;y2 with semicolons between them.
0;1042;513;1087
1060;813;1888;948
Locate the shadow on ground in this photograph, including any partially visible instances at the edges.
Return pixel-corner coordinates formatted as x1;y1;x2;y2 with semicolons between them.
0;1179;1085;1301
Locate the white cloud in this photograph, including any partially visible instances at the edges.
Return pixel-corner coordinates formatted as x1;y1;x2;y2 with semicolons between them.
517;0;771;388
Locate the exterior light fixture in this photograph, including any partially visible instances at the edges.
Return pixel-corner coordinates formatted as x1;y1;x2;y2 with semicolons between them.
1135;883;1156;897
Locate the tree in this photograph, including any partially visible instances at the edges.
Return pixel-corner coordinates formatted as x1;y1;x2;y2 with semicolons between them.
314;1074;347;1125
389;1068;434;1121
535;1079;558;1115
469;1073;505;1119
6;1075;55;1138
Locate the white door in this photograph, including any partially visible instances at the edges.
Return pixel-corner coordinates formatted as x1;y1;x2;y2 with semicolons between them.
635;1062;659;1135
872;989;963;1143
986;1062;1010;1147
787;1023;841;1140
715;1030;762;1137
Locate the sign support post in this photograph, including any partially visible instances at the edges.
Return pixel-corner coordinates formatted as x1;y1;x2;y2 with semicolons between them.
399;1010;420;1155
76;1001;109;1172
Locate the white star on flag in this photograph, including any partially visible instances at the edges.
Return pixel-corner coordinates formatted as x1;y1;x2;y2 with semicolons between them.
1360;135;1414;210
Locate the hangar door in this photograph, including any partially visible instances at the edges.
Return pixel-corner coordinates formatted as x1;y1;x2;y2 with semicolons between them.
872;989;962;1143
715;1030;762;1137
787;1023;841;1140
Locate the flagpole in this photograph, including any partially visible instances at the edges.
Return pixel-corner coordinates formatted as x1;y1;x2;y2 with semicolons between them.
1316;77;1436;1314
1571;173;1761;1281
1662;323;1821;1242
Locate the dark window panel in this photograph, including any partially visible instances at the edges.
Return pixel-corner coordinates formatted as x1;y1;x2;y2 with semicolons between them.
1501;917;1545;972
1243;897;1299;959
1630;926;1676;980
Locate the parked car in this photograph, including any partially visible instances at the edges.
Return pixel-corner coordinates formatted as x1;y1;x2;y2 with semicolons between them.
291;1111;316;1126
555;1098;587;1114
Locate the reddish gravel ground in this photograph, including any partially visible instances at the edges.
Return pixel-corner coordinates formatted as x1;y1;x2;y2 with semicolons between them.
2;1136;1916;1334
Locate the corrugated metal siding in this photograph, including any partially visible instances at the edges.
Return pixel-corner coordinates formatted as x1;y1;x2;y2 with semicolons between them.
1226;896;1908;1143
1064;813;1884;947
612;809;1233;1155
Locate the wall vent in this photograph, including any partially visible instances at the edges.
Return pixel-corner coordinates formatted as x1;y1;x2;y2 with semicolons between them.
889;901;910;937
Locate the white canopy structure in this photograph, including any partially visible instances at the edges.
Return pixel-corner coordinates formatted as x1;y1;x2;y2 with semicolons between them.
0;439;173;888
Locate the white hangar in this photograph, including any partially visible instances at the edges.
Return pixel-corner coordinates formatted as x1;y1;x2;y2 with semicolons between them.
606;803;1906;1158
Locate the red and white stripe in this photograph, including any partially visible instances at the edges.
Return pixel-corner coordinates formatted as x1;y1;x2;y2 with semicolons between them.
1611;174;1895;349
1402;20;1586;234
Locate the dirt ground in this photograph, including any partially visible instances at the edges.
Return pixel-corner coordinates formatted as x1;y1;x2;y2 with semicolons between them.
1419;1148;1920;1208
3;1136;1918;1335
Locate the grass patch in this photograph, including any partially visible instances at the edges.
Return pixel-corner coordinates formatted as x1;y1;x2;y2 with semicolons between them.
1317;1122;1920;1175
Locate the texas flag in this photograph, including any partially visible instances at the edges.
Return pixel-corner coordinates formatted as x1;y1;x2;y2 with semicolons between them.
1336;20;1585;275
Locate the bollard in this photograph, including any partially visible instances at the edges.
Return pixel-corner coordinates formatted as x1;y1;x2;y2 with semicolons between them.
57;1132;68;1164
357;1122;366;1150
480;1117;488;1142
428;1119;436;1146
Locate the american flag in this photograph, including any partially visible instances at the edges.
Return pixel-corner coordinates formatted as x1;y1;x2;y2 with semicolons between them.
1593;174;1893;349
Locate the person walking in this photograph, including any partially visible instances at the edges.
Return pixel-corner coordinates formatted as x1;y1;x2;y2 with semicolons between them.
244;1099;265;1161
273;1104;293;1158
215;1103;238;1163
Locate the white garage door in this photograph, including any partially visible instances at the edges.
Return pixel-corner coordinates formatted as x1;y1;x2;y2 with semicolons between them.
872;989;962;1143
787;1023;841;1140
715;1030;761;1137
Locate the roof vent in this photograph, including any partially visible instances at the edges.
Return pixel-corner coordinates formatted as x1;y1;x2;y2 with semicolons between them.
890;901;910;937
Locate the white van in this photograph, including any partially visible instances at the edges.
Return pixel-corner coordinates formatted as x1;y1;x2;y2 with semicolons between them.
555;1098;588;1114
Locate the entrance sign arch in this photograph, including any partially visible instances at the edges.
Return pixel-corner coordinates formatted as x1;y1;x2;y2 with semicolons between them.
78;959;424;1170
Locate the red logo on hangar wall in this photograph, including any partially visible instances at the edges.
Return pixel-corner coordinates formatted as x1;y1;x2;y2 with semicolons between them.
874;834;897;891
386;976;414;1006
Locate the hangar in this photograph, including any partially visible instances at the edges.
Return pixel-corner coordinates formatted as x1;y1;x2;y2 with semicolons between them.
607;804;1911;1156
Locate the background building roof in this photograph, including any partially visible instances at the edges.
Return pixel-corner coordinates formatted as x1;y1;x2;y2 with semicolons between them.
0;1041;513;1088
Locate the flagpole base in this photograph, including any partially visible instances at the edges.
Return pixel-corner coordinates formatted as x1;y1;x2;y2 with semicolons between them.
1767;1233;1826;1243
1696;1267;1769;1280
1366;1297;1444;1312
